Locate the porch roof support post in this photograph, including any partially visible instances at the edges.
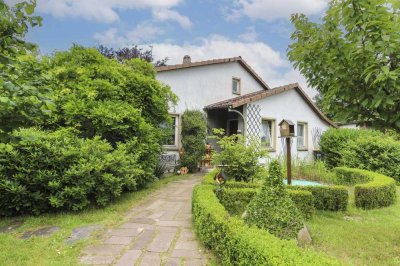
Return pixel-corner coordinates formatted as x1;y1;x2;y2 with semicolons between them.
228;106;246;136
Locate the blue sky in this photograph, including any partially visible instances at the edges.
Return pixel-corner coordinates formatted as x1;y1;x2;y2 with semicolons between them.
11;0;329;97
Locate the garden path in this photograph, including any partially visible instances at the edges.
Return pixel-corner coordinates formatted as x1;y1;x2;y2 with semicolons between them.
80;173;211;266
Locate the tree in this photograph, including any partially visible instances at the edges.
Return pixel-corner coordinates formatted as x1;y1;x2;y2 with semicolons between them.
244;160;303;239
211;129;267;182
98;45;169;67
180;110;207;172
288;0;400;131
0;0;52;140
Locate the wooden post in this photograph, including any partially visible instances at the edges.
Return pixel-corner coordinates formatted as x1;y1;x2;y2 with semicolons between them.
286;137;292;185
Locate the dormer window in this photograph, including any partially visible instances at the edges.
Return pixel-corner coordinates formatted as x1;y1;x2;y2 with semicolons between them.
232;77;241;95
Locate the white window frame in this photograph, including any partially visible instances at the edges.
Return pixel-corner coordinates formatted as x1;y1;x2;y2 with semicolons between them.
297;122;308;150
261;118;276;151
232;77;241;95
163;114;180;150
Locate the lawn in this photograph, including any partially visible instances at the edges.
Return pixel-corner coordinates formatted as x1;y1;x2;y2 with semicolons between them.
0;174;186;266
307;186;400;266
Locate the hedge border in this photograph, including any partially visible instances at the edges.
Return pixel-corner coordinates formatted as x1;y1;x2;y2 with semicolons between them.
192;183;340;265
334;167;397;209
287;185;348;211
217;187;314;219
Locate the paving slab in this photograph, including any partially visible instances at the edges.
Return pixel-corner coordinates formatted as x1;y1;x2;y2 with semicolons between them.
0;220;23;234
140;252;161;265
114;250;142;266
80;174;211;265
20;226;60;239
131;230;155;250
66;225;103;245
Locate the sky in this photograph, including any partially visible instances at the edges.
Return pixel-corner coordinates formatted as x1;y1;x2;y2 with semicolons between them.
9;0;329;98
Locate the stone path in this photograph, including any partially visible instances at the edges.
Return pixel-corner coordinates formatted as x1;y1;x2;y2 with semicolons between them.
80;174;211;266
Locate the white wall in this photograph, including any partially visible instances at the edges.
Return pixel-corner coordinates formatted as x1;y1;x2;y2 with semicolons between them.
253;89;331;161
157;62;265;113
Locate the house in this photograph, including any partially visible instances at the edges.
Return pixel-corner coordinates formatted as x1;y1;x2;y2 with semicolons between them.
156;56;337;165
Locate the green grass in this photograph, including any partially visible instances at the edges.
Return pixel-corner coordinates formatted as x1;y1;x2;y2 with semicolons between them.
0;174;187;266
307;186;400;266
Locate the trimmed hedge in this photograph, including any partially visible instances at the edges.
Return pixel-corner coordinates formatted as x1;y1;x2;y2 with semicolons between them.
334;167;372;185
334;167;397;209
216;187;257;216
288;186;348;211
287;190;314;219
192;184;340;265
216;187;314;219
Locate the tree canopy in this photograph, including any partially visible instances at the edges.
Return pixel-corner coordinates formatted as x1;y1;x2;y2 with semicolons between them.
288;0;400;131
98;45;169;67
0;0;53;140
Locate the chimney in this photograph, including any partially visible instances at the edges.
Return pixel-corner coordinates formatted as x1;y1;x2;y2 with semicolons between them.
183;55;191;64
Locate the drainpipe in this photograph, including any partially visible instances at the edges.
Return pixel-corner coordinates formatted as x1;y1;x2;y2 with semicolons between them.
228;106;246;136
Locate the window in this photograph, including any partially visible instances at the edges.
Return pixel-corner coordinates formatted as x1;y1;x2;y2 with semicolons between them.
297;122;308;150
261;119;276;150
162;115;179;147
232;77;241;95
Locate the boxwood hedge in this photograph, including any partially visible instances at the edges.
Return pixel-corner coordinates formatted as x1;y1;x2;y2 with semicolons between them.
192;184;340;265
216;187;314;219
334;167;396;209
287;185;348;211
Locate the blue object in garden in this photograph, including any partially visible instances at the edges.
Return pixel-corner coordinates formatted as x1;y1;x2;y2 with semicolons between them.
283;179;323;186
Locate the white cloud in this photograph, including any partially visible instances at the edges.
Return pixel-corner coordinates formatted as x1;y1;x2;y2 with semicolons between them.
239;26;258;42
94;23;163;46
35;0;182;23
231;0;327;21
152;8;192;29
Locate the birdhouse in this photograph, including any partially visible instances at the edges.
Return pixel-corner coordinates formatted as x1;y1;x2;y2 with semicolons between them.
279;119;295;138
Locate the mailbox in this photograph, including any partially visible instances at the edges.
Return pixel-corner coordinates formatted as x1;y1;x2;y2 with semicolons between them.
279;119;295;138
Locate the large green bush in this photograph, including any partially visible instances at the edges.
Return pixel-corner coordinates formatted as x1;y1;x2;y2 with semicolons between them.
0;128;143;216
340;135;400;183
212;129;267;182
180;110;207;172
320;128;381;169
244;160;303;239
192;182;340;265
0;44;176;216
334;167;397;209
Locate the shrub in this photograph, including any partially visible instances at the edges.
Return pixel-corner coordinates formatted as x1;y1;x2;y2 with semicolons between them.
180;110;207;172
216;187;257;216
319;128;381;169
217;187;314;219
0;128;143;216
244;160;303;239
212;129;267;182
192;183;340;265
334;167;371;185
340;135;400;183
334;167;397;209
288;185;348;211
287;190;314;219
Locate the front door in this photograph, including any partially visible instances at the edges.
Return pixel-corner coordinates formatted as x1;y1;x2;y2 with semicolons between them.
227;119;239;135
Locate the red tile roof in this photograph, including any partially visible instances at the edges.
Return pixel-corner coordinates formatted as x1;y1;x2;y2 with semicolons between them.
156;56;270;90
204;83;337;128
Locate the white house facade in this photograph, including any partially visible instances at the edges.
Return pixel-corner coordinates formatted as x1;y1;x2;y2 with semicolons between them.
156;56;337;164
